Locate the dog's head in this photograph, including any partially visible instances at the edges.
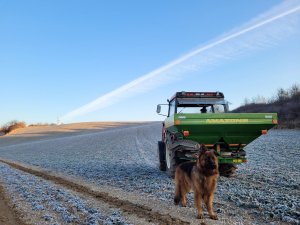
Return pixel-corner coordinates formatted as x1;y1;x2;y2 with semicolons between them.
197;144;219;175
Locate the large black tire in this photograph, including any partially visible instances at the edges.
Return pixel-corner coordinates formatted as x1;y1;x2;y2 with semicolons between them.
158;141;166;171
219;164;237;177
165;142;177;178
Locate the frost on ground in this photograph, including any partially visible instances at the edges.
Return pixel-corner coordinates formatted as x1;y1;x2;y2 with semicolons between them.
0;123;299;224
0;163;131;225
218;131;300;225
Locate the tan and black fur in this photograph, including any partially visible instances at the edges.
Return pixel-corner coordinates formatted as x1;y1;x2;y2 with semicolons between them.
174;145;219;220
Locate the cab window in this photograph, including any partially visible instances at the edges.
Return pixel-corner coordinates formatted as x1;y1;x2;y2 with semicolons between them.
213;104;226;113
169;100;176;116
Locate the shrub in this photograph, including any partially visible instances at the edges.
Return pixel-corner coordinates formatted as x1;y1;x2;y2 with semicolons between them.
28;123;56;127
0;120;26;134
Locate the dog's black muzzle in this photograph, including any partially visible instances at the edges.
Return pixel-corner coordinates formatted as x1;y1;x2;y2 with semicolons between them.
206;159;216;170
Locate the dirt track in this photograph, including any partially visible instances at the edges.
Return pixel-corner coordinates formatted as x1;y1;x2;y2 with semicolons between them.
0;184;24;225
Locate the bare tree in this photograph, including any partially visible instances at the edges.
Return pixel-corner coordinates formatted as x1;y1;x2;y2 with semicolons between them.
277;88;289;103
243;97;250;106
252;95;267;104
289;83;300;98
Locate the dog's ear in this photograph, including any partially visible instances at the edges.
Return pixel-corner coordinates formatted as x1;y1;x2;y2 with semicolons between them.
199;144;208;155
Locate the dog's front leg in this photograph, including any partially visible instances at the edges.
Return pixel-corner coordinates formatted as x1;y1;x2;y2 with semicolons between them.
194;191;203;219
181;193;187;207
206;193;218;220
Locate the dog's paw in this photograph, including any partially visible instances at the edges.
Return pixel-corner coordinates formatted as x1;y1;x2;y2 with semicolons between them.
197;214;203;219
174;197;180;205
209;214;218;220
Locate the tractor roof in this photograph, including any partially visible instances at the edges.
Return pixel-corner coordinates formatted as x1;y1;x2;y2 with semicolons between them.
170;91;224;101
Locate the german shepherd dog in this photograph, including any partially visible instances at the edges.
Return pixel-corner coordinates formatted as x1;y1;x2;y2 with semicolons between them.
174;145;219;220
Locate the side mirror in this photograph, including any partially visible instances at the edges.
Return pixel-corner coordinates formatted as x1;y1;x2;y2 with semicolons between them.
156;105;161;114
156;103;168;116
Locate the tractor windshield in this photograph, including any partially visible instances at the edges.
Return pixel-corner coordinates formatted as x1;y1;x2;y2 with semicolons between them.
176;98;227;114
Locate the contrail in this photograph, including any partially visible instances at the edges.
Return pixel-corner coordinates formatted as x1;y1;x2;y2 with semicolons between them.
61;1;300;122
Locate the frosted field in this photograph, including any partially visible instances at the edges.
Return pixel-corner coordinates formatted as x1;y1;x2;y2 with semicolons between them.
0;163;130;225
0;122;299;224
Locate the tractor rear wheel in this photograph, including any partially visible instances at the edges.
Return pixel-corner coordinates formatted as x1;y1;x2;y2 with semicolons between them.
158;141;166;171
219;164;237;177
165;142;177;178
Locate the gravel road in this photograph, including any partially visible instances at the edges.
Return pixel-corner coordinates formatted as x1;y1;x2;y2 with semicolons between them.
0;122;299;224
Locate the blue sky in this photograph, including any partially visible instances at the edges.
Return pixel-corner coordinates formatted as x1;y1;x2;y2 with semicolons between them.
1;0;300;125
